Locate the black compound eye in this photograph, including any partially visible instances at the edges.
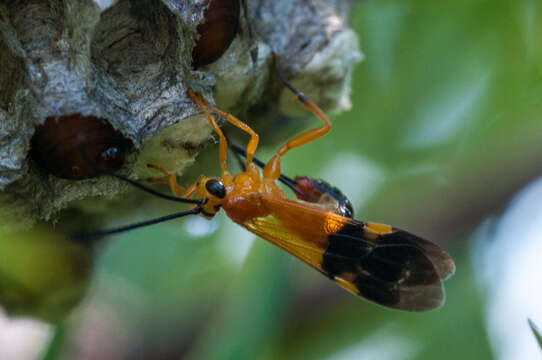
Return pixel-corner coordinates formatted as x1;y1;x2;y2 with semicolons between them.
205;179;226;198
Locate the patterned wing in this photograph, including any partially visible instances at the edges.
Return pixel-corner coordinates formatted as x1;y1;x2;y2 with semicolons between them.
238;196;454;311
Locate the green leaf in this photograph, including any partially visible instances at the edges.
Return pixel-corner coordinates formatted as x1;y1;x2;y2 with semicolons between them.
42;324;66;360
528;319;542;350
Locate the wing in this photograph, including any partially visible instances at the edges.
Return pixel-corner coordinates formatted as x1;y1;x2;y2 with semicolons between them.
239;195;455;311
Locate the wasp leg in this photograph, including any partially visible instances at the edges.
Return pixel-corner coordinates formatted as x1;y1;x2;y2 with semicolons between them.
146;164;185;198
195;96;259;168
263;56;331;180
187;90;234;182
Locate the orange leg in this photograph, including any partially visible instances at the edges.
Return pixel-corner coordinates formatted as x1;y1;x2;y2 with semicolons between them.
146;163;201;209
180;178;199;199
194;95;259;167
146;176;186;197
188;90;260;180
187;90;232;181
263;87;331;180
179;177;206;211
146;164;184;197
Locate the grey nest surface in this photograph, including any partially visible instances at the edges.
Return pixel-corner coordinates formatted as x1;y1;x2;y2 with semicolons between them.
0;0;361;226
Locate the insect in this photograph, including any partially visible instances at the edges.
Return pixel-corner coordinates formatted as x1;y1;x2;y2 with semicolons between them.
30;113;131;179
229;142;354;218
76;58;455;311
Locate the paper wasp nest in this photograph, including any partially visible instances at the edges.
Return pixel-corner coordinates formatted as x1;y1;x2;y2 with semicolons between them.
0;0;361;226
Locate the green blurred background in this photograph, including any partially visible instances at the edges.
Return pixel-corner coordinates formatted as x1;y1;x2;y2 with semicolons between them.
3;0;542;358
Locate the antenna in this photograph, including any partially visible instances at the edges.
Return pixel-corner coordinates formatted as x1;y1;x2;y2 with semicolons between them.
70;207;202;243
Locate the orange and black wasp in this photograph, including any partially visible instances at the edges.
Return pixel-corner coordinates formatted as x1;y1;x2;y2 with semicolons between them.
74;57;455;311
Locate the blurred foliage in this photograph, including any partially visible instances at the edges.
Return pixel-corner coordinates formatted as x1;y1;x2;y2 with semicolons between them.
528;319;542;351
0;224;90;322
2;0;542;358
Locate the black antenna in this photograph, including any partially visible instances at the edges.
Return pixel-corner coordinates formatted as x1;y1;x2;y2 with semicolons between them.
70;207;202;243
70;142;205;241
272;53;306;100
76;140;202;205
112;173;203;205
